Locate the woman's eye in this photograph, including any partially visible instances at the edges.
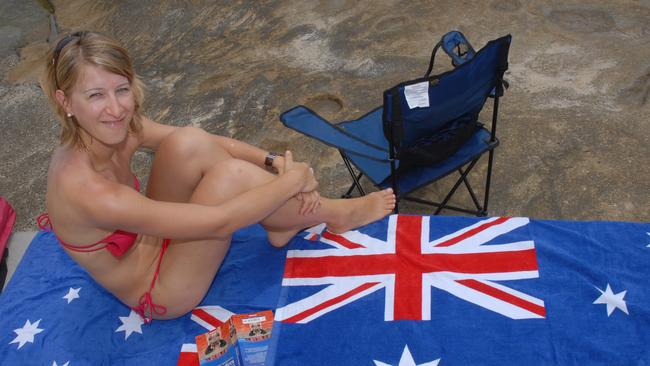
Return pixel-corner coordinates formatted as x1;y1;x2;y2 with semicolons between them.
89;93;102;99
117;87;130;94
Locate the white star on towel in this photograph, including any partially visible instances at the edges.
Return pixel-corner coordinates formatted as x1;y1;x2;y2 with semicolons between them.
374;345;440;366
594;284;629;316
52;361;70;366
115;310;144;340
62;287;81;304
9;319;44;349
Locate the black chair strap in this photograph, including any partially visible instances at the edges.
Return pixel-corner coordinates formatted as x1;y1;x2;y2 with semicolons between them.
389;87;403;152
424;41;442;79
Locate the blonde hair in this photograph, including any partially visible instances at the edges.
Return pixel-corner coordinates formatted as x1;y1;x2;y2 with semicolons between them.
41;31;145;148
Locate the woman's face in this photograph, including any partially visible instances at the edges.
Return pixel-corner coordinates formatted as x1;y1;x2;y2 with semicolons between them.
61;63;135;147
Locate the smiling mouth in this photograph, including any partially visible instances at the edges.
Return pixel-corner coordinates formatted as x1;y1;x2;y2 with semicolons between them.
102;118;126;128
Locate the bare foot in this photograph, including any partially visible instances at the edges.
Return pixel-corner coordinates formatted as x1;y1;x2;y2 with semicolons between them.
267;228;301;248
327;189;395;234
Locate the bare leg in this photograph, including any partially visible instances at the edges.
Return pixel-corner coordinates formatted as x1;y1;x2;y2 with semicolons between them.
150;156;392;316
262;191;395;247
144;128;394;316
149;127;395;247
192;158;395;247
147;127;232;203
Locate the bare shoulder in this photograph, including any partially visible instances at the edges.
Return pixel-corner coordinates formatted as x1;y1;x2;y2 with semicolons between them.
138;116;177;150
49;147;91;192
47;148;121;222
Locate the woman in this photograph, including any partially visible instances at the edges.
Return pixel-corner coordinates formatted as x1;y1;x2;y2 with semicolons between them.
39;31;395;323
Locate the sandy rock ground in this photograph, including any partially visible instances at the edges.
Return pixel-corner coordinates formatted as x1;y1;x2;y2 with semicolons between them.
1;0;648;230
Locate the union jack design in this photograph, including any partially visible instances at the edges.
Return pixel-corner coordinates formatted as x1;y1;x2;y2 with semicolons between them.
275;215;546;324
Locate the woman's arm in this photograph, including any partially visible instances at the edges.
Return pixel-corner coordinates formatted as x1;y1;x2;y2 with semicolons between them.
73;152;314;240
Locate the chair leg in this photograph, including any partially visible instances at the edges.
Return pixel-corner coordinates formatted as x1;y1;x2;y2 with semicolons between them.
458;167;482;211
342;173;364;198
481;149;496;216
401;196;477;215
339;151;366;197
391;169;400;214
434;159;479;215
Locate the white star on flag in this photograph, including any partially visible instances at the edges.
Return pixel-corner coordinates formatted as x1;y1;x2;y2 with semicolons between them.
62;287;81;304
115;310;144;340
374;345;440;366
9;319;44;349
594;284;629;316
52;361;70;366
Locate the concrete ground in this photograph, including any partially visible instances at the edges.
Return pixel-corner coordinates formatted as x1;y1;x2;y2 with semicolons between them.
2;232;36;291
1;1;649;284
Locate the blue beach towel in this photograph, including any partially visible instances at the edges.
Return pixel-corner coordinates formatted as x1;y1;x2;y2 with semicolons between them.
0;215;648;365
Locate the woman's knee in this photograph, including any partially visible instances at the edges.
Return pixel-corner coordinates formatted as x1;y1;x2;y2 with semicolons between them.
206;159;273;188
158;126;215;162
191;159;269;204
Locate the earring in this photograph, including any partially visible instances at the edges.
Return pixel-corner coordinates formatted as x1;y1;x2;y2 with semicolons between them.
67;113;73;118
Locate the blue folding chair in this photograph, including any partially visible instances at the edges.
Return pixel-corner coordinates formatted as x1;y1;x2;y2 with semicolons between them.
281;32;511;216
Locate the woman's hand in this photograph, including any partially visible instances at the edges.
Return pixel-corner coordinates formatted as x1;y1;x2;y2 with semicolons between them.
296;191;321;215
282;151;319;193
279;151;321;215
272;155;285;174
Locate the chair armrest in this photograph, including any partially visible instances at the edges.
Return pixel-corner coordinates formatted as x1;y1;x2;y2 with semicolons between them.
280;106;389;162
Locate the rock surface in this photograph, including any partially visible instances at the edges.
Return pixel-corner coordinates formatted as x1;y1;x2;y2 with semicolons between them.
1;0;648;230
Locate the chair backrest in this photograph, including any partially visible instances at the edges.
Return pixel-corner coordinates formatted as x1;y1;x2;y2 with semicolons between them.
382;34;511;150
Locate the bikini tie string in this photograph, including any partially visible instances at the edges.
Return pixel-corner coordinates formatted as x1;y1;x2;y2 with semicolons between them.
132;238;170;324
37;213;52;231
133;292;167;325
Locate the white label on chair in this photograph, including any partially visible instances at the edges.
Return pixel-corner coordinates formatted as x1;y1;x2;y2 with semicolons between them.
404;81;430;109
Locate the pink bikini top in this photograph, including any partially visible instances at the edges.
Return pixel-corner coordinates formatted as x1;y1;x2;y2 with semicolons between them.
38;175;141;258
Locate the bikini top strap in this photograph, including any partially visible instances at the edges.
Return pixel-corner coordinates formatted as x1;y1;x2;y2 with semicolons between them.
37;213;108;252
60;241;109;253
